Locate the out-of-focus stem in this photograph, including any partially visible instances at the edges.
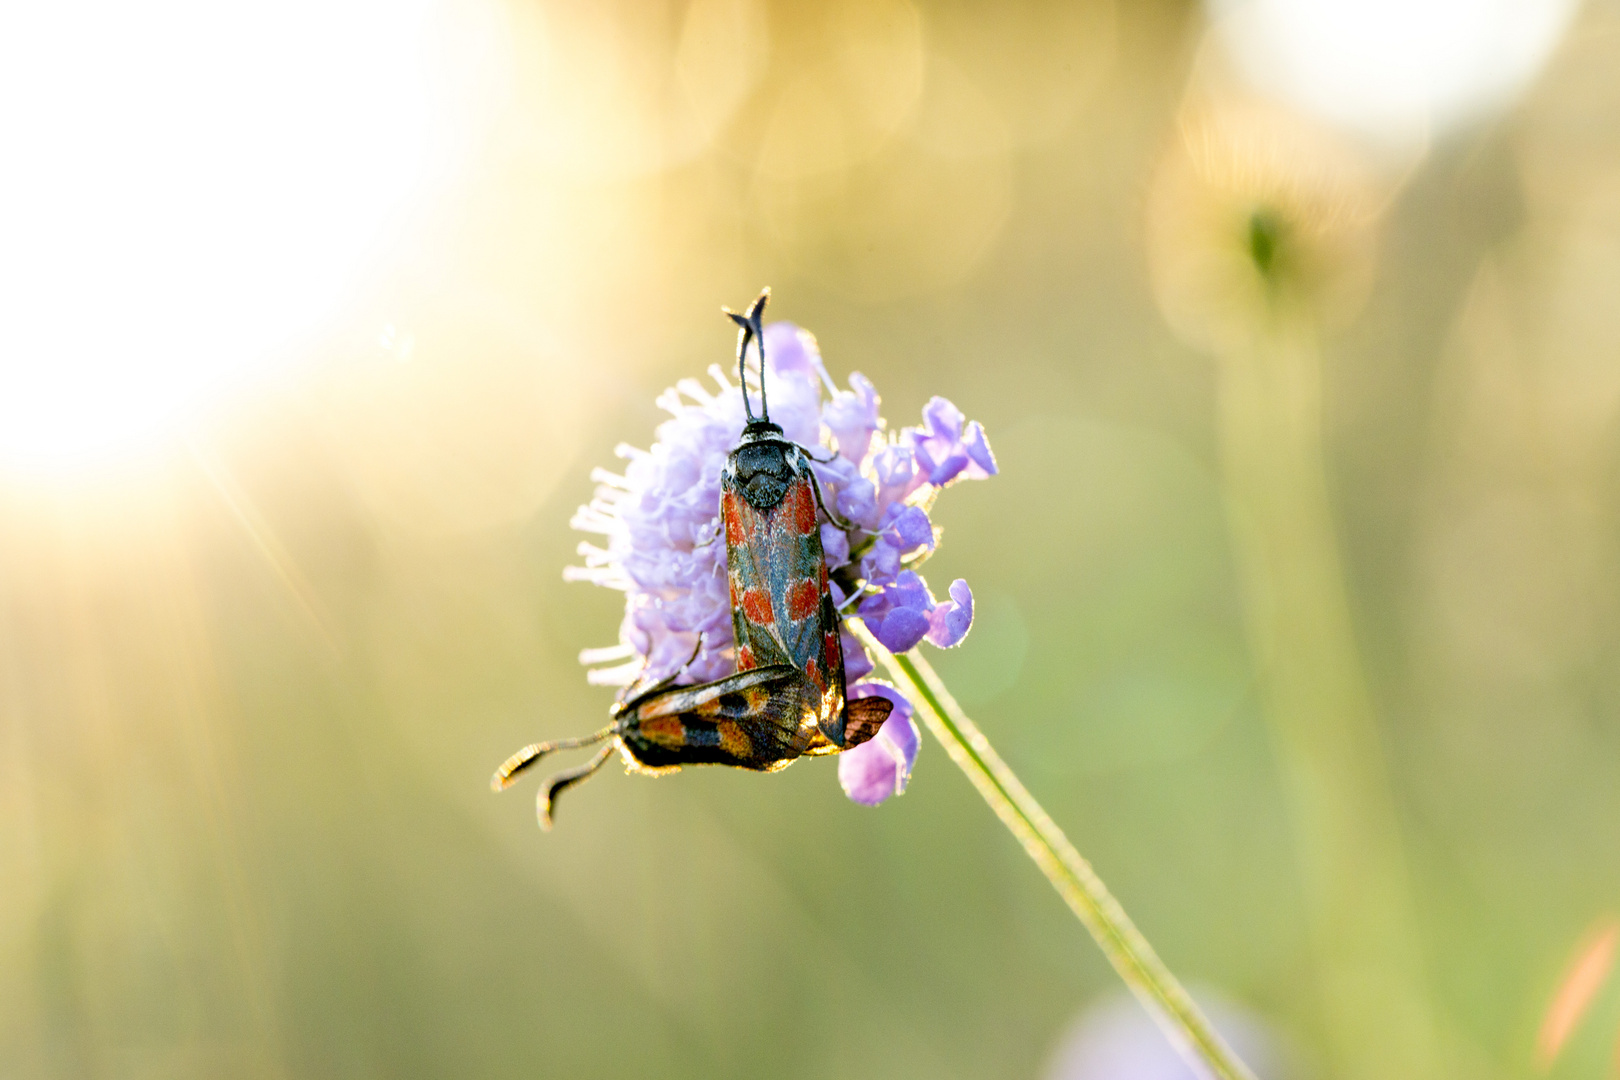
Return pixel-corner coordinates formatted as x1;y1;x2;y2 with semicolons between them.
1216;318;1441;1078
850;620;1259;1080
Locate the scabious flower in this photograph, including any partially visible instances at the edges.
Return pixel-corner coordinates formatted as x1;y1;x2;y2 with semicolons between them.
565;321;996;804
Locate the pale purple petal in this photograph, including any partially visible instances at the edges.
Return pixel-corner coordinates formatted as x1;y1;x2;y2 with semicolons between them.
871;443;927;507
820;522;850;568
823;372;881;465
921;396;965;442
883;504;934;552
838;738;901;805
926;578;974;648
887;569;935;611
901;395;997;487
927;449;974;486
763;321;821;380
838;687;919;806
962;420;998;476
834;474;879;528
859;539;903;586
872;605;930;652
841;628;875;681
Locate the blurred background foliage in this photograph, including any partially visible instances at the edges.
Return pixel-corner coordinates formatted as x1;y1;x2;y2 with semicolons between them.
6;0;1620;1076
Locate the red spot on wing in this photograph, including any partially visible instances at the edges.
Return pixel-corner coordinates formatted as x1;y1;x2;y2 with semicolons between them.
785;481;816;536
786;577;819;622
824;630;841;671
737;645;757;671
805;657;824;692
742;588;775;625
722;490;744;542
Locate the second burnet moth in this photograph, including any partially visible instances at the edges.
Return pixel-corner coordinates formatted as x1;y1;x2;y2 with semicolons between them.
492;288;892;828
492;654;831;829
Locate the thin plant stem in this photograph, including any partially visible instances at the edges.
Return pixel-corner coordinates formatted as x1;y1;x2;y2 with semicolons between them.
1215;319;1440;1078
849;620;1259;1080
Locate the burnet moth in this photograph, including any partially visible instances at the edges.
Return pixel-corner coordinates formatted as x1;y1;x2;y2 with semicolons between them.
719;289;891;752
492;289;892;828
492;655;831;829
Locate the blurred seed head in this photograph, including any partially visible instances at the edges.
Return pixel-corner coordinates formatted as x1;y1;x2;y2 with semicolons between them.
1043;990;1295;1080
1146;96;1384;351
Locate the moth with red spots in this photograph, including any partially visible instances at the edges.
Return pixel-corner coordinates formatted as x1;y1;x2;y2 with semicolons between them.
720;289;892;753
491;289;892;828
491;660;828;829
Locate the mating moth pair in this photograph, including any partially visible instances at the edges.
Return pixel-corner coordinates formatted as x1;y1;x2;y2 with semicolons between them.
493;291;892;828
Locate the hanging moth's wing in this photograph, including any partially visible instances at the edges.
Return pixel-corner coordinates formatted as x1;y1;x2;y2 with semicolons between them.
617;664;824;773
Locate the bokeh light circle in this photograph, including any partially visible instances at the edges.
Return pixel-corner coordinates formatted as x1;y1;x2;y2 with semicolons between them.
1209;0;1582;139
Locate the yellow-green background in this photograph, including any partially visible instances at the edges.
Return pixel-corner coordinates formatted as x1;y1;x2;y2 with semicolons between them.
6;0;1620;1076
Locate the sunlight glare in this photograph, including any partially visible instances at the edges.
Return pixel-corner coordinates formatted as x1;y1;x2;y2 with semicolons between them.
1210;0;1582;139
0;0;474;469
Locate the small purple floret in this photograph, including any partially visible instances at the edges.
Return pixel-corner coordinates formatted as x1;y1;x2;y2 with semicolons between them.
858;570;974;653
838;684;919;806
910;395;998;486
823;372;882;465
926;579;973;649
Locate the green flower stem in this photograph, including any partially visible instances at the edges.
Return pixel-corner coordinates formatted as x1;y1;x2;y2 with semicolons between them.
849;620;1259;1080
1215;322;1441;1078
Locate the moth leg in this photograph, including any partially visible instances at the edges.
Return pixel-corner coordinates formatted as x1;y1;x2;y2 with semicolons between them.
807;467;857;532
539;743;616;830
615;635;706;705
491;725;615;791
835;581;878;613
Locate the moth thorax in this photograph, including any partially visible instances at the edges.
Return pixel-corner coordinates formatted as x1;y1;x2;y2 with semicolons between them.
731;440;796;510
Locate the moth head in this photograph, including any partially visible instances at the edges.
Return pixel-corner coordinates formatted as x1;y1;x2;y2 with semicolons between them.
730;432;797;510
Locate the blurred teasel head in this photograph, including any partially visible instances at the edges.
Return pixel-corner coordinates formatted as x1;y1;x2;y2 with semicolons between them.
1145;96;1384;350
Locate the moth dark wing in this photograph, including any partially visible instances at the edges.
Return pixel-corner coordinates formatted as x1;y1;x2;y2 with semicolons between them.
839;696;893;749
809;589;850;745
723;460;830;677
620;665;823;772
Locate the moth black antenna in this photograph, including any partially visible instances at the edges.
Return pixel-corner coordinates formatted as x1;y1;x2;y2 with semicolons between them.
490;725;614;792
539;743;616;830
723;288;771;424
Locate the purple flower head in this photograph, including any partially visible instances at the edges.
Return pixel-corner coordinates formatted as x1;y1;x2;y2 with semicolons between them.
566;318;996;804
909;396;998;486
838;683;918;805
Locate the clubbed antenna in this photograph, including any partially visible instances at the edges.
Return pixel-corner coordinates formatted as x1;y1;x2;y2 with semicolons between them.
538;743;616;830
491;725;614;791
723;288;771;423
